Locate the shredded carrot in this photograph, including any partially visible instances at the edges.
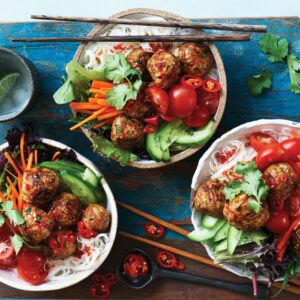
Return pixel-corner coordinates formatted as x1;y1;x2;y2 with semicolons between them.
70;107;107;131
6;186;11;202
6;177;19;209
4;168;18;181
98;110;123;121
93;118;114;129
0;192;6;201
88;98;99;104
26;152;34;171
4;152;22;177
34;150;38;165
89;88;112;94
70;102;104;110
51;151;61;161
17;175;22;194
95;93;106;99
20;132;26;171
18;194;23;211
88;98;108;106
97;108;117;119
10;194;17;210
91;80;114;89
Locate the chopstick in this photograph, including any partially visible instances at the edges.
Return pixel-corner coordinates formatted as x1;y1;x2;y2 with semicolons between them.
31;15;267;33
12;34;250;43
119;231;300;296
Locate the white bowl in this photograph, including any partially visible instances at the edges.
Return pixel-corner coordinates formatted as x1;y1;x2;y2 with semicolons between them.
191;119;300;281
0;138;118;291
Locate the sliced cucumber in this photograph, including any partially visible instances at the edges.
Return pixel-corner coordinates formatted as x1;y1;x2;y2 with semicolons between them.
215;239;228;253
188;219;226;242
201;214;219;229
52;160;85;172
82;167;99;187
39;161;85;174
175;120;216;147
162;148;171;162
227;226;243;255
214;222;230;242
158;119;185;151
238;231;269;246
146;132;163;162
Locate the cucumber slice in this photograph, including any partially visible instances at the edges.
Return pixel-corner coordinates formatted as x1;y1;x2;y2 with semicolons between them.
214;222;230;242
82;167;99;187
215;239;228;253
238;231;269;246
146;132;163;162
188;219;226;242
158;119;185;151
162;148;171;162
227;226;243;255
39;161;85;174
175;120;216;147
52;160;85;172
201;214;219;229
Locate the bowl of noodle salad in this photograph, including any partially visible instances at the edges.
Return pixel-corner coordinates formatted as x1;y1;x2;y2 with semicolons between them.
189;119;300;287
0;126;117;291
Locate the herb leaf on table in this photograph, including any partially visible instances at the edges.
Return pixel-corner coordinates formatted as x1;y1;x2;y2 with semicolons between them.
247;69;272;96
287;54;300;94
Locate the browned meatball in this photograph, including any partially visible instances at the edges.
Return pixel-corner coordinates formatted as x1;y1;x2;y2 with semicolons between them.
21;167;59;205
50;193;81;228
111;115;144;149
20;206;54;242
263;163;298;211
147;49;180;88
126;47;152;73
193;179;226;218
82;204;111;232
293;227;300;257
173;43;214;77
223;193;270;231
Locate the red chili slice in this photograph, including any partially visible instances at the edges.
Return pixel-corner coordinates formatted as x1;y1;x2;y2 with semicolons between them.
90;283;111;299
156;251;177;269
175;261;185;271
77;221;98;239
180;75;203;89
122;253;149;279
92;272;118;287
143;115;159;126
202;78;221;93
144;222;166;239
143;124;156;134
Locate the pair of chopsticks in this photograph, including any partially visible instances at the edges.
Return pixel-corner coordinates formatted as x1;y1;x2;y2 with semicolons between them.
117;200;300;296
12;15;268;43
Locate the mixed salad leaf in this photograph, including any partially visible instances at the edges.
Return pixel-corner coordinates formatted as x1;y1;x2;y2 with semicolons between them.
287;54;300;94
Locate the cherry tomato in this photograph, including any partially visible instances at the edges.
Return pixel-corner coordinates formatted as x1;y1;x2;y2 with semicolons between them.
249;132;277;152
180;75;203;89
168;85;197;118
266;210;290;233
281;138;300;161
198;90;220;116
160;112;177;122
183;104;210;128
145;86;169;115
0;239;14;261
17;247;49;285
255;143;286;170
202;78;221;93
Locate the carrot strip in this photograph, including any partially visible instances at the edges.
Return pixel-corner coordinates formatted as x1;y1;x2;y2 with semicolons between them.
88;98;99;104
0;192;6;201
95;93;106;99
93;119;113;129
51;151;61;161
70;107;107;131
26;152;34;171
97;108;117;119
34;150;38;165
88;98;108;106
6;176;19;206
20;133;26;171
91;80;114;89
4;168;18;181
6;187;11;202
70;102;104;110
98;110;123;121
75;109;94;115
89;88;112;94
17;175;22;194
4;152;22;177
18;194;23;211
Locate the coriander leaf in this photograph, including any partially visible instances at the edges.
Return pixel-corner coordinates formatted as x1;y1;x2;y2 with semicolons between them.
106;84;130;110
2;201;25;226
0;214;5;227
247;199;261;213
287;54;300;94
259;33;289;63
223;181;243;200
53;78;75;104
236;161;257;175
11;233;24;254
247;69;272;96
2;201;13;211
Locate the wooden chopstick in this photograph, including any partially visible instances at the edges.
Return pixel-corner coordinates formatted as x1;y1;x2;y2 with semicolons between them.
12;34;250;43
31;15;267;33
119;231;300;296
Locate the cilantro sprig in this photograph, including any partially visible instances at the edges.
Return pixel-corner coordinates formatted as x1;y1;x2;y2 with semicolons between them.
287;54;300;94
247;69;272;96
223;161;269;213
104;52;143;110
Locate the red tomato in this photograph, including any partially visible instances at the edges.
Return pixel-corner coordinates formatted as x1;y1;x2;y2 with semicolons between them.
249;132;277;152
198;90;220;116
281;138;300;161
0;238;16;270
145;86;169;115
266;210;290;233
255;143;286;170
168;85;197;118
17;247;49;285
183;105;210;128
160;111;177;122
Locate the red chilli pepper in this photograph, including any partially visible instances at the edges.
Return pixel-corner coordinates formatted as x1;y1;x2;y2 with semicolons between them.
180;74;203;89
77;221;98;239
156;251;177;269
49;230;76;253
90;283;111;299
143;115;159;126
92;272;118;287
144;222;166;239
175;261;185;271
143;124;156;134
202;78;221;93
122;254;149;279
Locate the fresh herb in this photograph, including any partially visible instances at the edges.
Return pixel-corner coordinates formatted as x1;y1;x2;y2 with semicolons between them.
11;233;24;254
0;73;20;100
223;161;269;212
1;201;25;226
287;54;300;94
259;33;289;63
247;69;272;96
53;78;75;104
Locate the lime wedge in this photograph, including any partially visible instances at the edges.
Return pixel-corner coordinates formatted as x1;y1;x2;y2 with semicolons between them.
0;73;20;100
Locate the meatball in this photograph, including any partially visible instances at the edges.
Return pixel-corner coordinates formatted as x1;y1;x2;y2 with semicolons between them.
173;43;214;77
20;206;54;242
111;115;144;149
263;163;298;211
293;227;300;257
48;230;77;259
82;204;111;232
147;49;181;88
193;179;226;218
21;167;59;205
223;193;270;231
50;193;81;228
126;47;152;73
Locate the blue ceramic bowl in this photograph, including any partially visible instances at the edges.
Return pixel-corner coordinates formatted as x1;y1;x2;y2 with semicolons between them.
0;48;38;121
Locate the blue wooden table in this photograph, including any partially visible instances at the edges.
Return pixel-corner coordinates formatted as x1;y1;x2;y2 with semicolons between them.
0;17;299;299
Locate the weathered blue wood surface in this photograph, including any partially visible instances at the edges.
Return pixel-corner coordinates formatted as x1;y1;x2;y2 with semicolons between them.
0;17;299;299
